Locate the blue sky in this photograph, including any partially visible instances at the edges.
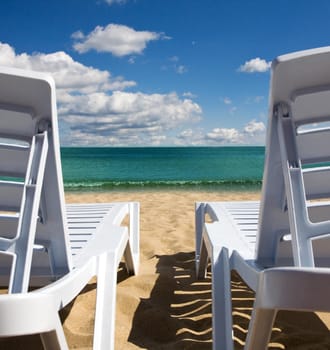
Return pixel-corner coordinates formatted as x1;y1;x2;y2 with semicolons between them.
0;0;329;146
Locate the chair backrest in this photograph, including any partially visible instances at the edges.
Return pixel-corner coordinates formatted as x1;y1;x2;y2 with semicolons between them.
256;47;330;268
0;67;72;292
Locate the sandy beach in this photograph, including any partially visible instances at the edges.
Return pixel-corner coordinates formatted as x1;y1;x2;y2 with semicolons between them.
2;189;330;349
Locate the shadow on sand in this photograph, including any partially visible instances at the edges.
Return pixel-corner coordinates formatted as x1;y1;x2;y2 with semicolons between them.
129;251;213;349
129;252;330;350
1;256;330;349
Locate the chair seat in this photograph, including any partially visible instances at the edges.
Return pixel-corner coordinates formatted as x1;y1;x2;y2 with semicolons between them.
66;203;128;260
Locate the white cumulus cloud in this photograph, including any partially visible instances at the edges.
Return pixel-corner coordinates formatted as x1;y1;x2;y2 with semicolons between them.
0;42;266;146
59;91;201;124
238;57;271;73
206;128;243;144
243;119;266;135
72;23;168;56
59;91;202;145
61;90;202;145
0;42;203;146
204;119;266;145
0;42;135;95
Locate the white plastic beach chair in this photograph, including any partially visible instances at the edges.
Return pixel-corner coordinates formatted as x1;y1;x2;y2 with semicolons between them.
0;67;139;349
195;46;330;350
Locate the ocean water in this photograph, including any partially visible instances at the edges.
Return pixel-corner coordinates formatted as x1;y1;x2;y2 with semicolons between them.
60;146;265;192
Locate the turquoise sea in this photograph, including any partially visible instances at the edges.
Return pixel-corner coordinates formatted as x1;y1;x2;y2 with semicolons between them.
60;146;265;192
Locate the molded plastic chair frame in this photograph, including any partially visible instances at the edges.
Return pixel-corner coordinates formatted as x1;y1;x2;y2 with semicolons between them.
196;46;330;350
0;67;139;350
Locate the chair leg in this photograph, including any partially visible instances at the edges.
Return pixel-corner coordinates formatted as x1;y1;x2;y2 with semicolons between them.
197;238;209;279
125;202;140;275
40;314;69;350
212;247;234;350
244;306;277;350
195;202;205;273
93;252;117;350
